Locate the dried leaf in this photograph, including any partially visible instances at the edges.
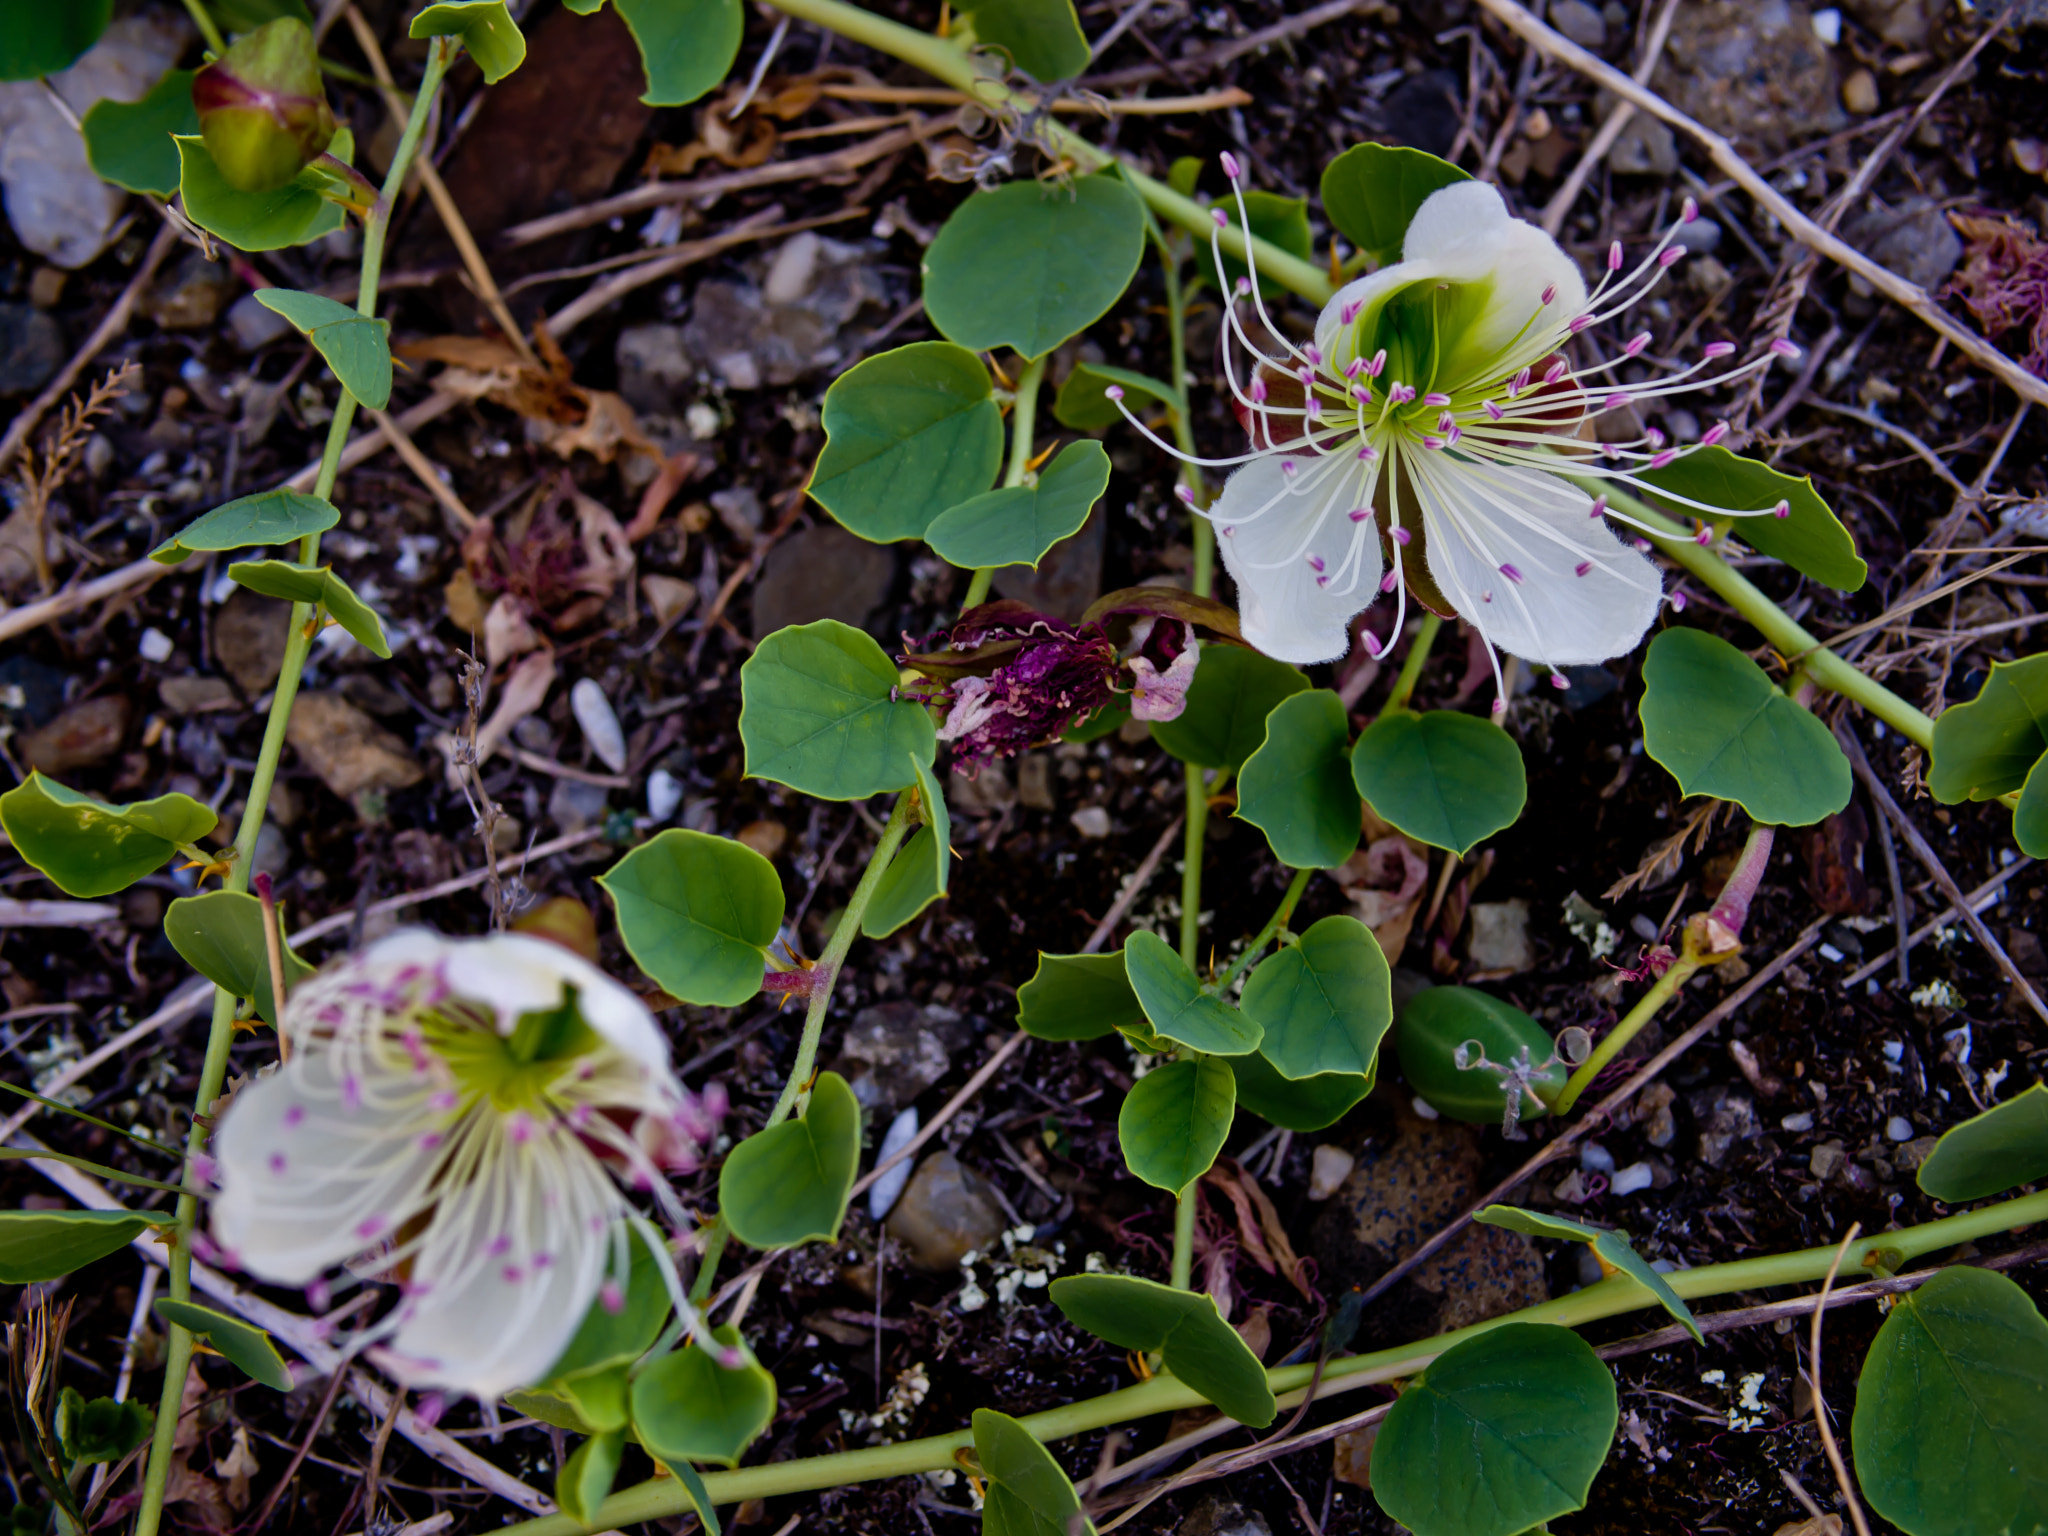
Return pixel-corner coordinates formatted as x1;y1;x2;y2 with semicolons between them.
212;1425;259;1512
475;649;556;763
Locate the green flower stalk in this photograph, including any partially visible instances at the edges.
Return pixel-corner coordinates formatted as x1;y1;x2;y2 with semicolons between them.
192;18;338;192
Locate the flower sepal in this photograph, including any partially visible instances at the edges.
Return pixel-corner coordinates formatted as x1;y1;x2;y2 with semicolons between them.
191;18;338;193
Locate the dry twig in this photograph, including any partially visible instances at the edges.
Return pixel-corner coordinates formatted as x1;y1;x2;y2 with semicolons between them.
1809;1225;1876;1536
10;361;140;593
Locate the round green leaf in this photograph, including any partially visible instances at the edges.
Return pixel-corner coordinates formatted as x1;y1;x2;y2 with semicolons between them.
614;0;742;105
922;174;1146;361
409;1;526;83
56;1390;153;1468
1150;644;1310;771
1852;1266;2048;1536
1053;362;1175;431
151;488;340;565
163;890;317;1027
0;1209;172;1284
1351;709;1526;855
861;754;952;939
718;1072;860;1249
974;1409;1096;1536
1372;1323;1617;1536
1228;1049;1372;1132
1049;1274;1276;1427
1016;950;1144;1041
539;1222;672;1382
1240;915;1392;1080
556;1429;624;1526
229;559;390;657
0;0;111;79
1118;1056;1235;1195
1319;143;1470;266
1207;189;1312;300
174;128;350;252
153;1299;293;1391
1236;690;1362;869
598;829;784;1006
809;342;1003;543
925;439;1109;571
739;619;936;800
1640;627;1851;826
1915;1082;2048;1204
1122;929;1261;1056
0;772;216;898
251;289;393;409
560;1363;630;1432
1474;1206;1700;1344
1929;655;2048;803
82;68;199;195
1635;444;1866;592
632;1328;777;1469
1396;986;1564;1125
955;0;1089;81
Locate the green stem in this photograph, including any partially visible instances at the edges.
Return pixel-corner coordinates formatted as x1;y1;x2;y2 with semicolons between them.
1178;762;1208;970
1548;953;1700;1118
1159;241;1214;601
500;1186;2048;1535
1384;612;1442;715
1170;1181;1198;1290
961;352;1047;611
179;0;228;56
133;42;454;1536
1217;865;1314;991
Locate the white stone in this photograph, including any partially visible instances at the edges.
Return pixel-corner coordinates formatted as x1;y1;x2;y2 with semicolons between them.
138;626;174;663
646;767;684;823
1811;7;1842;44
1886;1115;1914;1142
1610;1161;1655;1196
1069;805;1111;838
1308;1144;1354;1200
570;678;627;772
867;1106;920;1221
1578;1141;1615;1173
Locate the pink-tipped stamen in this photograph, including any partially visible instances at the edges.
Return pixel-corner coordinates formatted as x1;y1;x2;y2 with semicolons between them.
1701;422;1728;446
1105;384;1124;400
1221;150;1242;179
1608;241;1624;271
1500;562;1524;583
1773;499;1791;518
1391;526;1412;545
1769;339;1801;357
1703;341;1735;359
1624;332;1651;357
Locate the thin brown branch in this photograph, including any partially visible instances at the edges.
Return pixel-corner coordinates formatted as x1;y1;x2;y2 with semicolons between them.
1810;1225;1876;1536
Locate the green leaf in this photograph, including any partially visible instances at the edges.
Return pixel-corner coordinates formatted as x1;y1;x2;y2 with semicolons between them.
0;0;110;79
1915;1082;2048;1203
1396;986;1565;1124
1351;709;1526;856
1207;189;1313;300
1929;655;2048;803
173;127;351;252
409;1;526;83
1052;362;1176;432
153;1299;293;1390
228;559;391;657
633;1327;777;1469
251;289;393;409
955;0;1089;81
1636;444;1866;593
151;488;340;565
2018;760;2048;860
718;1071;860;1249
923;174;1147;361
671;1460;724;1536
1150;644;1310;771
82;69;199;195
1372;1323;1617;1536
973;1409;1097;1536
926;440;1109;571
1240;915;1392;1080
1640;627;1851;826
1016;951;1144;1041
539;1222;673;1382
1319;143;1471;266
740;620;936;800
1235;690;1362;869
214;0;315;27
1228;1049;1372;1132
556;1429;624;1526
614;0;742;105
560;1363;629;1435
1122;930;1261;1056
163;890;317;1028
1049;1275;1276;1427
0;772;217;898
862;754;953;938
1474;1206;1701;1344
1063;696;1131;744
0;1209;172;1284
1118;1056;1235;1194
809;342;1004;543
1852;1266;2048;1536
598;829;785;1007
55;1389;153;1468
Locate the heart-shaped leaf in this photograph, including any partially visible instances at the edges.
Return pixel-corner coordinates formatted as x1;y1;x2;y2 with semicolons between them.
1016;950;1144;1041
1240;915;1392;1080
974;1409;1097;1536
1150;644;1309;772
250;289;393;409
718;1072;860;1249
1475;1206;1701;1343
1236;690;1362;869
82;68;198;195
861;754;952;938
556;1429;625;1526
1929;655;2048;856
228;559;390;656
153;488;340;565
632;1327;777;1469
1396;986;1565;1124
1372;1323;1617;1536
923;173;1146;361
1914;1082;2048;1203
56;1389;153;1467
598;829;785;1006
0;1209;173;1284
1851;1266;2048;1536
0;772;216;897
614;0;743;105
954;0;1089;82
925;439;1109;571
409;1;526;82
1122;930;1261;1056
740;619;936;800
153;1299;293;1390
174;127;352;252
1118;1056;1235;1194
163;890;317;1027
1351;709;1526;855
1319;143;1470;266
1050;1275;1276;1426
809;342;1004;543
1640;627;1851;826
0;0;111;79
1228;1049;1372;1132
538;1222;672;1382
1053;362;1175;431
1635;444;1865;592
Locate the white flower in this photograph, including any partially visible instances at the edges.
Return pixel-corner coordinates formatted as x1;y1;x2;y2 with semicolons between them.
1120;163;1798;698
209;929;722;1400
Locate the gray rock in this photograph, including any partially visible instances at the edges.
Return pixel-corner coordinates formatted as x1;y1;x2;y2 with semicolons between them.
835;1002;954;1112
1467;899;1534;973
883;1151;1006;1271
0;304;63;395
227;292;294;352
1657;0;1844;156
1177;1498;1273;1536
1673;216;1723;256
1689;1085;1759;1168
213;588;291;695
1844;0;1942;45
143;252;233;332
547;777;612;835
750;523;895;639
615;323;694;414
1847;199;1961;292
680;234;886;389
1608;111;1679;176
710;485;762;538
1551;0;1608;49
1383;70;1462;159
1016;754;1054;811
1810;1138;1847;1181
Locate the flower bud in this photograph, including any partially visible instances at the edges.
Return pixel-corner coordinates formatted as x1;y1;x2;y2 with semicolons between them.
192;19;337;193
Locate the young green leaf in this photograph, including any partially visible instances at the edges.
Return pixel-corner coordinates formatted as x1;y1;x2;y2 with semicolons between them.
82;69;199;195
1150;644;1309;771
152;488;340;564
1635;444;1866;592
1122;930;1262;1056
1052;362;1176;431
670;1460;724;1536
1475;1206;1701;1343
1240;915;1392;1080
1396;986;1565;1124
409;1;526;82
153;1299;294;1390
1371;1323;1617;1536
598;829;785;1006
250;289;393;409
739;620;936;800
614;0;743;105
1049;1275;1276;1426
1914;1082;2048;1203
0;1209;173;1284
163;890;317;1027
1319;143;1471;266
1228;1049;1372;1132
228;559;391;657
1929;656;2048;856
973;1409;1097;1536
1016;951;1144;1041
55;1389;153;1468
0;0;111;80
632;1327;777;1468
173;126;353;252
1235;690;1363;870
1118;1056;1235;1194
718;1072;861;1249
862;754;952;938
1351;709;1526;855
925;440;1110;571
954;0;1089;82
537;1222;673;1382
556;1429;625;1526
1640;627;1851;826
0;773;216;898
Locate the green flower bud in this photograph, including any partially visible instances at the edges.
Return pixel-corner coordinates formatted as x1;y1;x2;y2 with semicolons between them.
192;19;337;193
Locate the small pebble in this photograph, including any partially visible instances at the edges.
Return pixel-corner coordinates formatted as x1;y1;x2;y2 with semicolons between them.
646;767;684;822
1886;1116;1914;1142
1811;6;1842;44
1882;1039;1904;1063
1308;1144;1354;1200
138;627;175;664
1410;1095;1441;1121
1069;805;1111;839
1610;1162;1655;1196
1843;68;1880;115
1579;1142;1616;1173
1817;942;1845;963
1781;1111;1815;1133
868;1106;920;1221
570;678;627;772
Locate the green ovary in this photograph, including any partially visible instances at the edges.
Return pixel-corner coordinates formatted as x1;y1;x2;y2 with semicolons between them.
421;1000;602;1115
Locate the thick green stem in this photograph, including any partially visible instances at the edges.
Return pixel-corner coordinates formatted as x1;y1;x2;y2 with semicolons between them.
500;1187;2048;1535
1384;612;1441;715
1171;1181;1198;1290
179;0;228;56
1159;244;1214;601
1178;762;1208;969
1217;865;1314;991
1549;954;1700;1117
961;352;1049;611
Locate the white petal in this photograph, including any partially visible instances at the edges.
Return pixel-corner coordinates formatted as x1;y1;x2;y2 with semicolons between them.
1407;452;1661;667
1214;451;1384;666
442;933;669;1073
1408;183;1586;386
1316;256;1435;367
